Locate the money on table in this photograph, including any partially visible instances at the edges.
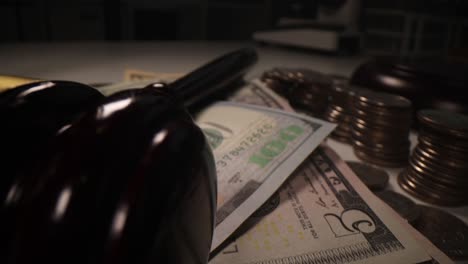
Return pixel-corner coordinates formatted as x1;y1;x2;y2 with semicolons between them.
195;102;335;251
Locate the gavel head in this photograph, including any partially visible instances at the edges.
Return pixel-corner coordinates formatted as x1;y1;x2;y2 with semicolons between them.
0;80;104;202
2;85;217;264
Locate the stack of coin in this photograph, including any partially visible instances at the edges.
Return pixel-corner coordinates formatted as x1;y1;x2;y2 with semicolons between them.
327;74;348;86
261;67;319;97
261;68;332;118
398;109;468;206
261;67;299;96
350;90;413;167
323;75;355;143
287;70;332;118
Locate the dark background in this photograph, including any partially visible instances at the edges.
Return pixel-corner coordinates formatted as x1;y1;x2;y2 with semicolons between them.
1;0;467;58
0;0;276;41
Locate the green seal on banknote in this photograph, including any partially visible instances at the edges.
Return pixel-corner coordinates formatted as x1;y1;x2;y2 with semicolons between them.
203;128;224;149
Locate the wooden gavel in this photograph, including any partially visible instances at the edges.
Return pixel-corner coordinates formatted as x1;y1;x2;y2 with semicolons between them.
0;48;258;264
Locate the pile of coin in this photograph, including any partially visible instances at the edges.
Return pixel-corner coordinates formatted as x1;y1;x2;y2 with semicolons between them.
350;90;413;167
323;75;355;143
260;67;299;96
398;109;468;206
261;68;332;118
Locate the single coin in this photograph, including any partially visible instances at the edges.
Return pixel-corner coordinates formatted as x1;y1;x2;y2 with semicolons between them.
330;133;351;143
413;205;468;260
289;88;328;100
328;81;354;106
351;127;410;145
398;171;434;203
418;129;468;149
352;139;410;155
354;90;412;109
329;84;350;98
354;148;408;168
398;171;456;206
346;161;389;190
332;132;351;141
289;89;327;100
351;134;410;152
260;68;292;82
351;120;410;136
335;123;352;133
290;97;328;107
297;69;332;87
417;109;468;139
327;74;349;85
352;145;409;165
374;190;420;224
399;170;467;206
352;107;413;127
351;130;409;147
344;86;364;107
262;78;286;94
261;68;333;100
415;144;468;169
353;105;412;122
262;67;299;83
333;126;352;136
353;114;412;131
328;104;347;113
406;165;467;196
325;114;352;125
409;162;468;191
410;154;468;185
412;146;468;176
324;107;347;120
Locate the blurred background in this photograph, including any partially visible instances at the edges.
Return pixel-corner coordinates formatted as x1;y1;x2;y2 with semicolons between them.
1;0;467;59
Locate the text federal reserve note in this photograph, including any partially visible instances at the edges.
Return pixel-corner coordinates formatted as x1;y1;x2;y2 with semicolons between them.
195;102;335;251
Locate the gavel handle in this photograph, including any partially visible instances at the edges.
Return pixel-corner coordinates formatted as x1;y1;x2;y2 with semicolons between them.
166;47;258;112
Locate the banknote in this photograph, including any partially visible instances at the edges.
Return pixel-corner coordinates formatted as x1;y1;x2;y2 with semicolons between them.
96;69;183;96
209;145;435;264
96;80;155;96
123;69;183;82
228;79;294;111
195;102;335;251
209;80;451;263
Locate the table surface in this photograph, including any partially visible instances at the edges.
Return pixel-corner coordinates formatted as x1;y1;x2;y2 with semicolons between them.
1;41;467;225
0;41;365;83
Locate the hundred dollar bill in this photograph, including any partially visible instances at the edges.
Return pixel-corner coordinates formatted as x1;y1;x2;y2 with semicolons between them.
195;102;335;251
228;79;294;111
209;145;436;264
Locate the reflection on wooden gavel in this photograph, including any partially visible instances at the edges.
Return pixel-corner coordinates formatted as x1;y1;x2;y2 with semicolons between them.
0;48;258;264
